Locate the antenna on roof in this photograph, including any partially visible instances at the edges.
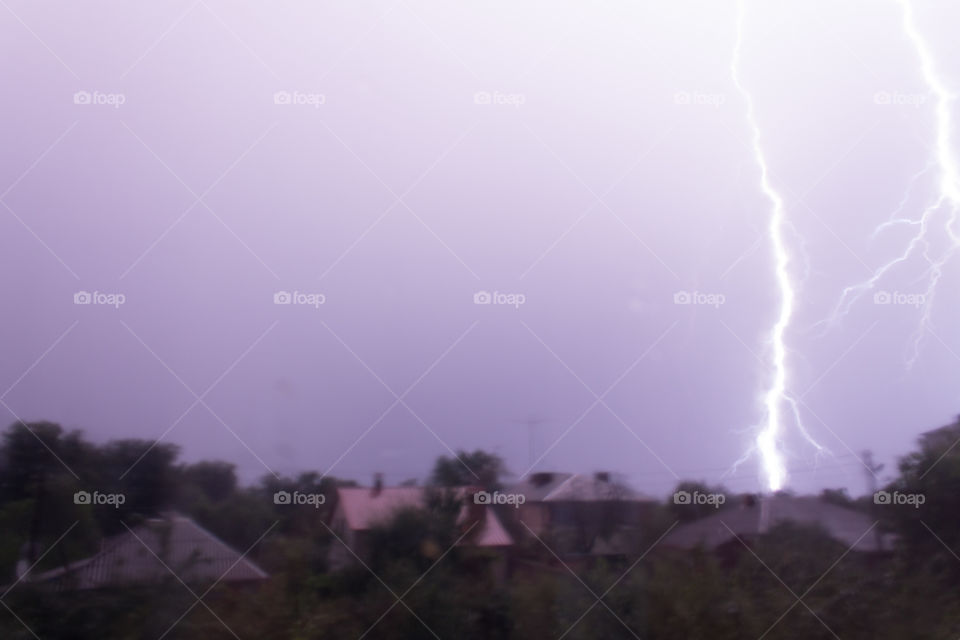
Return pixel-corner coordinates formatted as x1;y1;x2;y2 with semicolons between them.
514;415;547;468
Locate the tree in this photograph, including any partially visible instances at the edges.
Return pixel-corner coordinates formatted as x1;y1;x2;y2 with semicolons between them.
179;460;237;502
882;416;960;560
0;421;95;569
92;439;180;533
429;450;505;490
0;421;86;501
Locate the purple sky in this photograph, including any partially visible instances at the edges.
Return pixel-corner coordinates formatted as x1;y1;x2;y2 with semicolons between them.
2;0;959;498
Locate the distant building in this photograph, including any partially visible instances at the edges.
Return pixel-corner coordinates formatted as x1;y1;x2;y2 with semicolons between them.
327;480;514;569
662;494;895;554
507;472;658;556
23;513;268;591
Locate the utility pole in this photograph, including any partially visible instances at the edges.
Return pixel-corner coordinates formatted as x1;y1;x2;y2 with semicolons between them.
862;449;883;496
862;449;885;550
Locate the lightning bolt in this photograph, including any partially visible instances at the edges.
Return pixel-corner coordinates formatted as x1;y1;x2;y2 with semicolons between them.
827;0;960;368
731;0;827;492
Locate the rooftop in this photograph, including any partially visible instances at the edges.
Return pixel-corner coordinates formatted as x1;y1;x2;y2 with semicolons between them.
26;513;268;590
662;495;893;553
334;486;514;547
509;472;654;502
336;486;425;531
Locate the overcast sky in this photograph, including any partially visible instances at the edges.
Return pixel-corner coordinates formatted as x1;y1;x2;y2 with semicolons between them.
2;0;959;498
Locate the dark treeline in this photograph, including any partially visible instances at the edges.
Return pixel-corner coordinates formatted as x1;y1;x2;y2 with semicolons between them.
2;418;960;638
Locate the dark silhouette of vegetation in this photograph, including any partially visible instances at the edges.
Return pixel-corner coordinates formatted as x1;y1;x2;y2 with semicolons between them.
3;417;960;638
429;449;506;489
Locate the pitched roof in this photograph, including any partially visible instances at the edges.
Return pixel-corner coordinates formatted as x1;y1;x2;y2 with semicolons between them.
509;472;653;502
335;487;426;531
29;513;268;590
335;486;514;547
508;472;574;501
663;495;893;552
542;474;654;502
459;505;514;547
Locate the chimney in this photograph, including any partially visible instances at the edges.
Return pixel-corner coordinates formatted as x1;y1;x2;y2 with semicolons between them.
594;471;610;483
372;473;383;497
531;472;553;487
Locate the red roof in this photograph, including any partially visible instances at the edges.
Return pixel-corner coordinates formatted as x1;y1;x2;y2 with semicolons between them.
335;486;514;547
459;505;513;547
336;487;425;531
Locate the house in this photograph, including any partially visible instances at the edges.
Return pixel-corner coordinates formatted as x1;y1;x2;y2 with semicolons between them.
22;512;268;591
327;479;514;569
507;471;658;556
662;493;895;555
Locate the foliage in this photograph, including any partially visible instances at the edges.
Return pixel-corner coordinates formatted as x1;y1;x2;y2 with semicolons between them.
429;449;506;490
3;419;960;639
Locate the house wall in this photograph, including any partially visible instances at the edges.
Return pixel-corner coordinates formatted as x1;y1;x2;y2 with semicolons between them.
327;502;360;570
516;503;550;536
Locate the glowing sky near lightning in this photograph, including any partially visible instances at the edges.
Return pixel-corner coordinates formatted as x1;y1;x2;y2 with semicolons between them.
828;0;960;375
2;0;960;498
